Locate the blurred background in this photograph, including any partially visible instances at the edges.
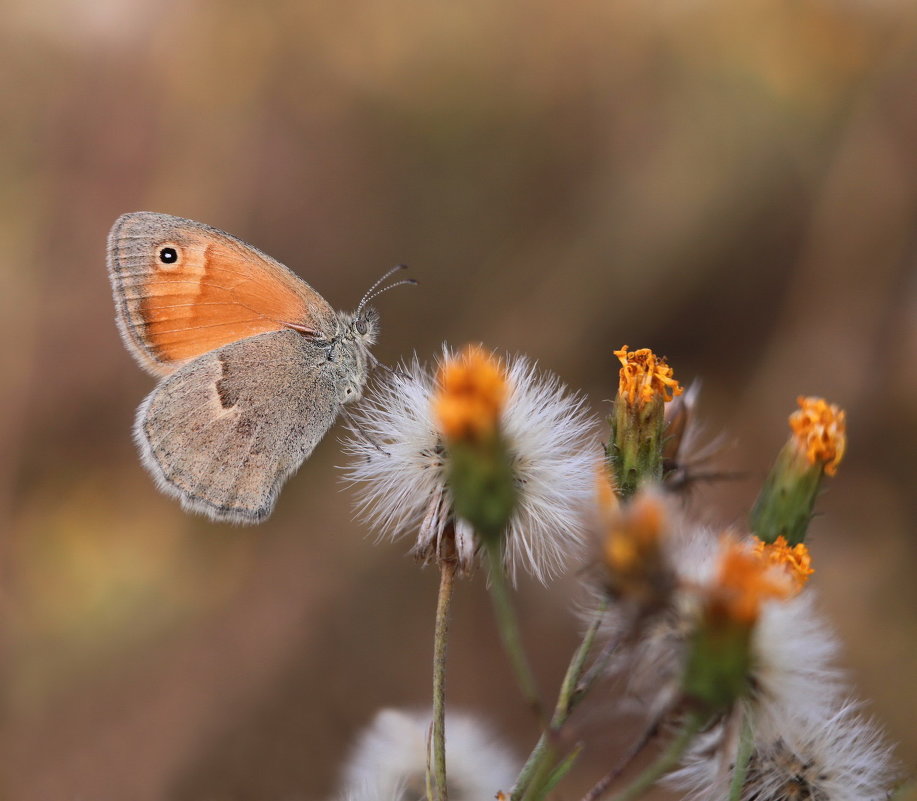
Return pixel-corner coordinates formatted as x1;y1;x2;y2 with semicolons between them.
1;0;915;798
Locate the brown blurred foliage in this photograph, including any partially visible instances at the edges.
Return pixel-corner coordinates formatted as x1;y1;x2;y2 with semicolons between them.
1;0;915;799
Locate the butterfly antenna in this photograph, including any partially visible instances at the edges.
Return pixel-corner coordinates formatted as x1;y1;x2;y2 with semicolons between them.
356;264;410;317
361;278;418;309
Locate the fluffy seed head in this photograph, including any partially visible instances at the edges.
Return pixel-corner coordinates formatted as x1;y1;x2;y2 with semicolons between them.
669;700;896;801
343;348;600;582
599;524;839;723
335;708;518;801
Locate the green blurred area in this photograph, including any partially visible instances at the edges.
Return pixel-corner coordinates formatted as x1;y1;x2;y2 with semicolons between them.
1;0;915;798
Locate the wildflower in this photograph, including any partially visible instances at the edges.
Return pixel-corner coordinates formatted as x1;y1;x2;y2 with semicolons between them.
708;539;795;625
608;345;684;498
604;527;832;724
433;345;507;442
789;396;846;477
595;518;715;720
343;347;599;582
668;700;895;801
336;708;519;801
614;346;683;406
751;396;847;545
600;487;675;616
753;535;814;591
433;346;516;542
682;538;795;715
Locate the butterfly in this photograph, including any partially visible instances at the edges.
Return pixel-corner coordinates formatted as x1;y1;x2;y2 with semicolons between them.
107;212;412;524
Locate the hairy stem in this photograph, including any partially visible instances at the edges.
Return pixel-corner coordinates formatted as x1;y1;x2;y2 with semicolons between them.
428;559;457;801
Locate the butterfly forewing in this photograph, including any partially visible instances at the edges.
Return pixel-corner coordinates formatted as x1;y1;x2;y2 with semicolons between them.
108;212;337;375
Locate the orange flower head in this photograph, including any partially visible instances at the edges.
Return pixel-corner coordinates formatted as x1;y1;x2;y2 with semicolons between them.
711;538;795;624
753;535;814;591
433;345;509;441
789;396;846;476
604;491;665;575
614;345;683;406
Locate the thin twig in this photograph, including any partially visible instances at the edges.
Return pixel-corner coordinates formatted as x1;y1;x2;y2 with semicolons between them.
579;717;662;801
587;714;702;801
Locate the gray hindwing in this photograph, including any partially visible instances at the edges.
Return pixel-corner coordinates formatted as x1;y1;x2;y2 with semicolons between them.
135;329;340;523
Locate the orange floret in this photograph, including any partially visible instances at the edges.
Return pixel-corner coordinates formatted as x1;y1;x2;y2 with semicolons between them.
753;535;814;590
433;345;508;441
789;396;846;476
712;539;795;624
614;345;684;406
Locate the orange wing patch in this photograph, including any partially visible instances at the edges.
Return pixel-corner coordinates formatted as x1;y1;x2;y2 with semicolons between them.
108;213;337;375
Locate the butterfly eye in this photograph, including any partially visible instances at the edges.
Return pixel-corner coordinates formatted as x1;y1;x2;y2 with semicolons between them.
355;319;367;335
158;246;179;264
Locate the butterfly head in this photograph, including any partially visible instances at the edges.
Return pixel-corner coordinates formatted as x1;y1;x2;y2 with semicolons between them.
352;305;380;346
351;264;416;346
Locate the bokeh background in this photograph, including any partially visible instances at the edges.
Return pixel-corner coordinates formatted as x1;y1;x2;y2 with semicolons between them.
2;0;916;799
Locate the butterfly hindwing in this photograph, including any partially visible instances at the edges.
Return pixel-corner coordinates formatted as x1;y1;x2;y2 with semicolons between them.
135;329;341;523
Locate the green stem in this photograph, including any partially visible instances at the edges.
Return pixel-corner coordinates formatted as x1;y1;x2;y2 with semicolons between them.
554;601;607;720
600;714;703;801
512;732;548;801
512;603;610;801
429;559;457;801
484;540;542;721
540;744;584;798
728;707;754;801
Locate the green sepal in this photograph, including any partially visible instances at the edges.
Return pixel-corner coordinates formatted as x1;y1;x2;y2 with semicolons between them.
607;395;666;500
682;615;752;715
750;442;823;546
446;435;517;543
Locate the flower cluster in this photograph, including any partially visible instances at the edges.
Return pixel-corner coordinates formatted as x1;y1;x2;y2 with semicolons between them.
338;343;897;801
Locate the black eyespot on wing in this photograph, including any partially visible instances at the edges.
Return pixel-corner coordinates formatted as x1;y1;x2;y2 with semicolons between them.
158;246;178;264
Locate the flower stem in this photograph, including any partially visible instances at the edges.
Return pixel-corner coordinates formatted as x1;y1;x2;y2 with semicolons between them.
579;717;661;801
512;603;610;801
728;707;754;801
484;539;543;723
541;743;584;797
429;559;457;801
592;714;702;801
